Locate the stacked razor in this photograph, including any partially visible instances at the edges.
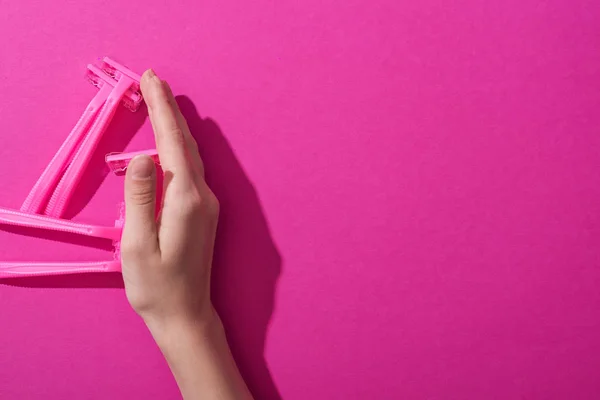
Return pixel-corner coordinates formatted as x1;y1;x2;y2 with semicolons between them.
0;57;149;278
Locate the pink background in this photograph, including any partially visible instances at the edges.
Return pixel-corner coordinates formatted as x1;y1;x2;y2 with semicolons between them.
1;0;600;399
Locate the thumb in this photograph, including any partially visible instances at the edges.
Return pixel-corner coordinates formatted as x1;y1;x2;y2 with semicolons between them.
122;155;158;255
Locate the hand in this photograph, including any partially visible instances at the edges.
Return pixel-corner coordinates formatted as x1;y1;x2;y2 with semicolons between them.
120;70;252;399
121;69;219;329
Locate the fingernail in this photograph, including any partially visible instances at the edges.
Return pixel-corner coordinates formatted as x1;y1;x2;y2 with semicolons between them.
130;155;155;180
145;69;161;85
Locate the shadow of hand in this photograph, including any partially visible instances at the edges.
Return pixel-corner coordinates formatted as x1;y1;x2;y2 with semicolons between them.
178;96;283;400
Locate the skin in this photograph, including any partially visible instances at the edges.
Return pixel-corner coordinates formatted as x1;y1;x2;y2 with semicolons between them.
120;69;253;400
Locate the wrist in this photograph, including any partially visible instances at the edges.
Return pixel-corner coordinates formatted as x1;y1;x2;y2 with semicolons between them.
144;305;224;350
143;305;253;399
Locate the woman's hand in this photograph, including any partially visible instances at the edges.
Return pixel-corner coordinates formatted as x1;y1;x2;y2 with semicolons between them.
120;69;252;400
121;69;219;328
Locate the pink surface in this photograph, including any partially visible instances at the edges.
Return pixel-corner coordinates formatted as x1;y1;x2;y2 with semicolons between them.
1;0;600;398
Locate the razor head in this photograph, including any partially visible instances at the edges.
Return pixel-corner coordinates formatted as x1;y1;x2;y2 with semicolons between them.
85;58;143;112
101;57;142;84
105;149;160;175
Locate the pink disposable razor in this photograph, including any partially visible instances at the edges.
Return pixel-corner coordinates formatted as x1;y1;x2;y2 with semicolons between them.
0;57;147;279
106;149;160;174
45;58;142;217
0;147;161;278
21;57;143;217
0;206;123;278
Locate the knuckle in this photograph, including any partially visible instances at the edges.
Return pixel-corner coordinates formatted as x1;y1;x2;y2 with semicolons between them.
155;85;171;103
165;126;185;143
178;195;202;217
128;186;155;206
206;193;220;218
176;191;220;219
120;239;147;259
189;136;200;151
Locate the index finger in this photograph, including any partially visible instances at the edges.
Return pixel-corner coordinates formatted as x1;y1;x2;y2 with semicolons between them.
162;80;206;179
140;69;194;184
